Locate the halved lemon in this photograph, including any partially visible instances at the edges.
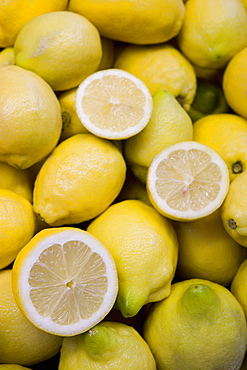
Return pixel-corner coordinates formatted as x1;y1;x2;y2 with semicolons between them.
12;227;118;337
147;141;230;221
75;68;153;140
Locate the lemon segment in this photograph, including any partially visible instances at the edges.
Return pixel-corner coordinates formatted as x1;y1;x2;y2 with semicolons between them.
75;69;153;140
147;141;230;221
12;227;118;337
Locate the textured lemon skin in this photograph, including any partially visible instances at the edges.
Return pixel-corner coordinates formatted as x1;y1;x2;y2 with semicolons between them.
33;134;126;226
0;270;62;366
0;65;62;169
193;113;247;182
69;0;185;45
221;170;247;248
223;47;247;120
124;89;193;183
177;0;247;70
0;189;37;270
59;321;156;370
88;199;178;318
143;278;247;370
0;0;68;47
14;11;102;91
175;208;246;287
114;43;196;110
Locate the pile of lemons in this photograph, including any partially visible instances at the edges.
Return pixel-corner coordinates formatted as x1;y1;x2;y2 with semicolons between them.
2;0;247;369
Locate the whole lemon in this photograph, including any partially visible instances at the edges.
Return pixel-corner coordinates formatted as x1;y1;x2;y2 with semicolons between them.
0;189;37;270
177;0;247;70
14;11;102;91
68;0;185;45
175;208;246;286
193;113;247;182
0;0;68;47
221;170;247;248
33;133;126;226
0;270;62;366
143;279;247;370
114;43;196;111
223;47;247;120
59;321;156;369
0;65;62;169
87;199;178;318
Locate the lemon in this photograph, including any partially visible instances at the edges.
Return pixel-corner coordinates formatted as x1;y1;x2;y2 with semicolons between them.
87;199;178;318
58;88;89;142
147;141;230;222
174;208;247;286
0;47;15;66
0;366;31;370
58;321;156;370
75;69;153;140
68;0;185;45
223;47;247;120
124;89;193;183
231;259;247;319
177;0;247;70
0;269;62;366
12;227;118;337
193;113;247;182
0;161;33;203
0;65;62;169
114;43;197;111
188;80;230;122
97;37;115;71
0;0;68;47
0;189;37;270
33;133;126;226
221;170;247;248
14;11;102;91
143;278;247;370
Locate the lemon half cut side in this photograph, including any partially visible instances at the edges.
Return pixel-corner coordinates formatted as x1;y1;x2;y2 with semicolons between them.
147;141;230;221
75;68;153;140
12;227;118;337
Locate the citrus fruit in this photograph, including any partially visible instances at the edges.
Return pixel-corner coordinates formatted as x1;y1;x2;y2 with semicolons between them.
0;161;33;203
143;279;247;370
124;89;193;183
175;208;246;286
33;133;126;226
177;0;247;70
221;170;247;248
14;11;102;91
188;80;230;122
75;69;153;140
58;321;156;370
58;87;89;142
68;0;185;45
223;46;247;120
147;141;230;222
87;199;178;318
0;65;62;169
0;269;63;366
0;47;15;66
231;259;247;319
193;113;247;182
114;43;197;111
0;189;37;270
0;0;68;47
12;227;118;337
